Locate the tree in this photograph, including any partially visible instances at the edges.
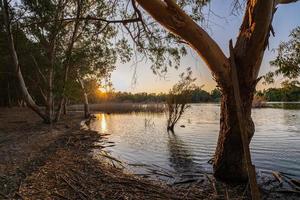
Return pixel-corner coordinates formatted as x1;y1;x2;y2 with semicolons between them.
134;0;300;183
2;0;128;123
0;17;22;107
71;39;116;118
166;68;196;132
210;88;222;102
1;0;48;121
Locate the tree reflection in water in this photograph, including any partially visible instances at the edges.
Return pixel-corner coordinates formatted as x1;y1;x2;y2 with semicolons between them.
167;132;203;180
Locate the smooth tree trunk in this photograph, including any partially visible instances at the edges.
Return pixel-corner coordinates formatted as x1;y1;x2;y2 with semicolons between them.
2;0;48;122
135;0;299;182
78;77;90;119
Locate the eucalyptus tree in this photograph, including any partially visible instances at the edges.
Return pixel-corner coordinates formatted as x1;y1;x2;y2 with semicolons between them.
1;0;50;121
130;0;300;183
2;0;132;123
0;19;48;107
20;0;96;122
1;0;78;123
2;0;186;123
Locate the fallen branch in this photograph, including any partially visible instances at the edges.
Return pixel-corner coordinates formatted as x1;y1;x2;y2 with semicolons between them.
60;175;91;200
272;171;283;185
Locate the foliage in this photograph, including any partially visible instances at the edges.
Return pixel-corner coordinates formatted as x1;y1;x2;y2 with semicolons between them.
0;0;125;112
69;88;221;104
111;0;212;75
262;27;300;103
270;27;300;79
0;0;213;111
0;14;46;106
210;88;222;102
265;26;300;85
257;81;300;102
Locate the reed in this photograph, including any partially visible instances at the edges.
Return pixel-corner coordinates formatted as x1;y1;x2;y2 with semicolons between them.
68;103;166;113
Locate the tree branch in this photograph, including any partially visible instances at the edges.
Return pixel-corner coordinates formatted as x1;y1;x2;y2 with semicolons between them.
276;0;299;4
19;16;141;28
135;0;231;86
234;0;276;83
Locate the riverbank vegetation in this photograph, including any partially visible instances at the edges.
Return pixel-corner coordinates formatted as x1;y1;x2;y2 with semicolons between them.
256;81;300;102
259;26;300;103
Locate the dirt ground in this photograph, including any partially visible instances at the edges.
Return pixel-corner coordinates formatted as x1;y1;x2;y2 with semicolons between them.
0;108;213;199
0;108;299;200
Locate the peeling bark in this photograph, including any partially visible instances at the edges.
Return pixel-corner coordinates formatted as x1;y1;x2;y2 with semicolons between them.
214;88;255;182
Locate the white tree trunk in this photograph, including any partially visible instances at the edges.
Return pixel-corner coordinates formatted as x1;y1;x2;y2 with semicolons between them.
2;0;48;122
78;77;90;118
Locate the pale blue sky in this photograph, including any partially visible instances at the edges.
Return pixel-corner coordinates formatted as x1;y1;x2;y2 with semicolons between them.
111;0;300;93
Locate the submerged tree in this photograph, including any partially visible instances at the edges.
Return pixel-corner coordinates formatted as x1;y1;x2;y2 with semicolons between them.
166;68;196;132
133;0;300;184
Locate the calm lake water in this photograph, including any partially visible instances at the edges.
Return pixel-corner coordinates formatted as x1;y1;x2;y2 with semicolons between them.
88;104;300;183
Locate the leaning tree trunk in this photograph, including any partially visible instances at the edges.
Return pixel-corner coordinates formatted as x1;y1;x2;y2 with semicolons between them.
2;0;48;122
214;86;255;182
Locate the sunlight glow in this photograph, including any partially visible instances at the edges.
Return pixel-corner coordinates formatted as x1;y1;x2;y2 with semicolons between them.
98;87;106;93
100;113;107;133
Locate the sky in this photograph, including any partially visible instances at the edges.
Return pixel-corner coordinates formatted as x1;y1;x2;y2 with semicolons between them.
111;0;300;93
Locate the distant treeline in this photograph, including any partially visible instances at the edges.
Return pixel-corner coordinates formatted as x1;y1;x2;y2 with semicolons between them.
87;87;222;104
256;81;300;102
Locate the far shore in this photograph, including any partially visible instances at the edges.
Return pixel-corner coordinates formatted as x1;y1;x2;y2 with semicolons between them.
66;102;300;114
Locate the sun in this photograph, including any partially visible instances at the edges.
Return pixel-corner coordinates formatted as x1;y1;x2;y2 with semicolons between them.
98;87;106;93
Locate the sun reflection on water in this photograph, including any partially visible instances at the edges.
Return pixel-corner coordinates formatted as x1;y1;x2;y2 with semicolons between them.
100;113;107;133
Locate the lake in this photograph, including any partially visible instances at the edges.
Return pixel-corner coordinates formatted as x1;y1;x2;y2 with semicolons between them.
88;103;300;183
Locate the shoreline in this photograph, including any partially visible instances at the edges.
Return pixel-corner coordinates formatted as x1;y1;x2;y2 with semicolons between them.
0;108;215;199
0;108;299;199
